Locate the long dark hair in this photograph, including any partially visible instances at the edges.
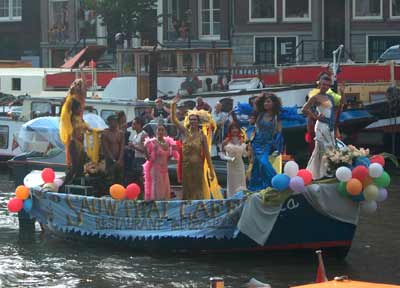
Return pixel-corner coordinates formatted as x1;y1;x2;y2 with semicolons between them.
255;93;282;116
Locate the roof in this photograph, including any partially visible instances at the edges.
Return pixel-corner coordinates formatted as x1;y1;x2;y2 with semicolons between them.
291;280;400;288
61;45;107;69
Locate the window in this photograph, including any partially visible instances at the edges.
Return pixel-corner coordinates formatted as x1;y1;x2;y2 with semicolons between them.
283;0;311;21
0;0;21;21
11;78;21;91
249;0;276;22
199;0;220;39
0;125;9;149
368;35;400;62
255;36;297;66
391;0;400;18
31;102;52;118
353;0;382;20
101;110;117;122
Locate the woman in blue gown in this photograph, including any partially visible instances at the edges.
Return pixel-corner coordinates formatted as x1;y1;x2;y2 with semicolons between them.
248;93;283;191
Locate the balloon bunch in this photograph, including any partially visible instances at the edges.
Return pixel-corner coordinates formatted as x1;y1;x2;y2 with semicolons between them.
271;161;313;193
7;185;32;213
336;154;390;213
23;167;63;191
109;183;141;200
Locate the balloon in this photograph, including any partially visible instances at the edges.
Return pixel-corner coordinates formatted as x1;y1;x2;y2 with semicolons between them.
376;188;388;202
53;178;64;188
23;199;33;213
297;169;313;185
368;163;383;178
346;178;363;196
373;171;391;188
24;173;44;188
109;184;126;200
284;161;299;178
41;168;55;183
370;155;385;167
337;181;348;197
350;193;365;202
363;184;379;201
362;176;374;188
361;201;378;214
289;176;305;193
8;198;23;213
272;174;290;191
354;156;370;167
43;183;58;192
335;166;352;182
15;185;30;200
126;183;141;200
352;165;369;182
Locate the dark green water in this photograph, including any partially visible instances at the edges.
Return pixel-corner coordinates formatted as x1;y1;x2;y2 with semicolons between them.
1;173;400;288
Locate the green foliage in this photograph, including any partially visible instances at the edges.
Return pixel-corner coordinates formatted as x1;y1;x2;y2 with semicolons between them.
85;0;157;40
380;152;399;167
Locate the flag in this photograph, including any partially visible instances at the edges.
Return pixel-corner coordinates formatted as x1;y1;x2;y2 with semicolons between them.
315;250;328;283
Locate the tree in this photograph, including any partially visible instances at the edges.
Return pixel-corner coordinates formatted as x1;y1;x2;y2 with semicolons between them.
84;0;157;47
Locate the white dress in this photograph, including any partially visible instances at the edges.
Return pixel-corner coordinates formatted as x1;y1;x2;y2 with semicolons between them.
306;101;336;180
224;141;247;197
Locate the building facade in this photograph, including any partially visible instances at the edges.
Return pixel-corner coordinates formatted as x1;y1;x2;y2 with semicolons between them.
0;0;41;66
39;0;107;67
232;0;400;66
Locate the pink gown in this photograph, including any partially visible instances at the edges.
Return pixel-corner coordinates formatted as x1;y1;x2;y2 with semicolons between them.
143;137;179;201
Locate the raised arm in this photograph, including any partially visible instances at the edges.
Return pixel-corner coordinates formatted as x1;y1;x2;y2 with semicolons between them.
170;96;186;134
79;61;87;95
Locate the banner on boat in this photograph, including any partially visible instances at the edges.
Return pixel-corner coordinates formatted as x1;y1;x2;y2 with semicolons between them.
29;190;245;240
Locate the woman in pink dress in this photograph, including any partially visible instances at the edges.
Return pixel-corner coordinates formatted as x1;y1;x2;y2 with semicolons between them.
143;124;179;201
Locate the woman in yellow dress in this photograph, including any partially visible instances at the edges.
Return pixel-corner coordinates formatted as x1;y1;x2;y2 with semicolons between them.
171;96;215;200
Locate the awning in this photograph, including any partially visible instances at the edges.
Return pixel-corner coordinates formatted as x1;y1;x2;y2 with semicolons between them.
61;45;107;69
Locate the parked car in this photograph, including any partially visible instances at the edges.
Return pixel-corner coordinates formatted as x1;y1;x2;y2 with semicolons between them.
376;45;400;64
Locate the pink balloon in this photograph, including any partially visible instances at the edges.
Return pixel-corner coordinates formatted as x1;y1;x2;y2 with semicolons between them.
126;183;141;200
8;198;23;213
41;168;55;183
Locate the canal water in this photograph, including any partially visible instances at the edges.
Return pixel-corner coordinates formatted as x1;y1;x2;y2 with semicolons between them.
0;171;399;288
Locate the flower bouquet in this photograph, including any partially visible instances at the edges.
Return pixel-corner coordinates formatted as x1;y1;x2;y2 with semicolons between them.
323;145;370;175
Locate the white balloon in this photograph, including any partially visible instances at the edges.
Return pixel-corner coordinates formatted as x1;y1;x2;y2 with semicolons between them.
361;200;378;214
54;178;64;188
368;163;383;178
376;188;388;202
335;166;352;182
23;173;44;188
284;161;299;178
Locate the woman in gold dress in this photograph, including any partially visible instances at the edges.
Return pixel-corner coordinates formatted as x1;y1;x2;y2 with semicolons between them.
171;96;215;200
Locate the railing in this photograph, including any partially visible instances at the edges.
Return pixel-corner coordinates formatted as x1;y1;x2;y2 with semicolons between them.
295;40;354;63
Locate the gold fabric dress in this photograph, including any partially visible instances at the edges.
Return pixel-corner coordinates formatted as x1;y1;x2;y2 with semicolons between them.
182;133;205;200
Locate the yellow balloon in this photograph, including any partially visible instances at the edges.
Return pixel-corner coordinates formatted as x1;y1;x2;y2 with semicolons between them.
15;185;30;200
109;184;126;200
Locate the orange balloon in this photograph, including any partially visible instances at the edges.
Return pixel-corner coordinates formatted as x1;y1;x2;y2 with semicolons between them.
346;178;363;196
362;176;373;188
109;184;126;200
15;185;30;200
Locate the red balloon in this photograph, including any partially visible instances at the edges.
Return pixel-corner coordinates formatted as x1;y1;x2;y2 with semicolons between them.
297;169;313;185
370;155;385;167
126;183;141;200
41;168;55;183
352;165;369;182
8;198;23;213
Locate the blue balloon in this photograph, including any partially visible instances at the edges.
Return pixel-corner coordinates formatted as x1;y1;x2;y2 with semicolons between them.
354;156;370;168
350;193;365;202
23;199;33;213
271;174;290;191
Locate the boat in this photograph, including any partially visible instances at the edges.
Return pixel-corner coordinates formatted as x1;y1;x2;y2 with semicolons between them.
291;279;400;288
20;181;358;258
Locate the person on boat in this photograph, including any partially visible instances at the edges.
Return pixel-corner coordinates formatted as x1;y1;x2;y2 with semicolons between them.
195;96;212;113
171;95;216;200
248;93;283;191
101;115;125;185
143;122;179;201
152;98;170;119
59;98;90;188
302;75;345;180
222;121;248;197
128;116;148;193
305;72;345;154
